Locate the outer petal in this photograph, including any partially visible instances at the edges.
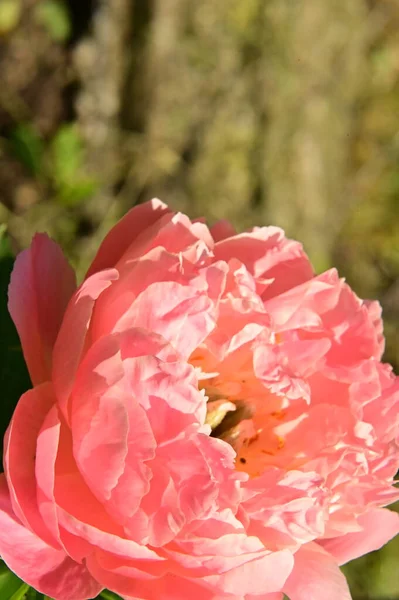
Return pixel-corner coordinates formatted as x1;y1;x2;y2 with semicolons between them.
210;220;237;242
85;551;169;599
283;542;351;600
249;595;283;600
320;508;399;565
35;404;96;563
4;383;59;547
364;300;385;359
86;199;170;277
37;399;164;563
0;475;102;600
201;549;293;596
8;234;76;385
92;568;235;600
87;546;291;600
164;508;293;595
52;268;119;421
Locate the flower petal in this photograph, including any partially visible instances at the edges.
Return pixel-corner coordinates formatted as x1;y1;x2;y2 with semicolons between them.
113;280;215;359
320;508;399;565
52;268;119;421
4;383;59;547
283;542;351;600
86;199;169;277
35;403;93;562
0;475;102;600
8;234;76;384
201;548;294;596
214;227;313;299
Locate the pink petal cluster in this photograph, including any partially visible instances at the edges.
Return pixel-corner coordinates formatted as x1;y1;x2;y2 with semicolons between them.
1;199;398;600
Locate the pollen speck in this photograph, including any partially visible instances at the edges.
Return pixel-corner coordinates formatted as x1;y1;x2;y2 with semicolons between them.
271;411;286;420
277;436;285;450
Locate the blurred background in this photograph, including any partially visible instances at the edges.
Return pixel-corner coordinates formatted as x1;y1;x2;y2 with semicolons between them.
0;1;398;597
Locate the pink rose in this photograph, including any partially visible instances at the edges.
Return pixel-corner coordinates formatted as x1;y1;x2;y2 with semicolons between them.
1;198;398;600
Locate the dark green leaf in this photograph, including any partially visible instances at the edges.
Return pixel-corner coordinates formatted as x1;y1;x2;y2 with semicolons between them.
96;590;123;600
10;125;44;176
0;230;31;471
23;588;47;599
0;225;12;258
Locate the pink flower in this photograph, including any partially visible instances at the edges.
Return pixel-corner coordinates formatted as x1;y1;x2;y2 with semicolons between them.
1;198;398;600
1;201;293;600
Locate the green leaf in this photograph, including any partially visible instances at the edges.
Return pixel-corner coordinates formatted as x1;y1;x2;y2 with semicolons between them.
0;562;50;599
10;124;44;176
9;583;30;600
50;125;97;206
97;591;123;600
0;561;28;599
0;225;12;258
22;588;46;599
0;230;31;471
51;125;82;182
34;0;71;42
0;0;21;34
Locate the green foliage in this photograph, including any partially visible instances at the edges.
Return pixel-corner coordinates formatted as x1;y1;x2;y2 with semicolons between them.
0;560;54;598
8;123;97;208
0;228;31;471
50;125;97;206
343;505;399;599
0;561;29;600
96;591;123;600
10;125;44;177
34;0;71;42
0;0;21;34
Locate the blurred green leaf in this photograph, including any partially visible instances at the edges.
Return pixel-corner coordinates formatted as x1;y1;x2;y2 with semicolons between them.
50;125;97;206
0;0;21;34
51;125;82;181
10;125;44;176
57;179;98;207
0;229;31;471
34;0;71;42
0;225;12;258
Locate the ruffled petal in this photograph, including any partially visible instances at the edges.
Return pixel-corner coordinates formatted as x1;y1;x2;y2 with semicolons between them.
70;332;156;524
214;227;313;299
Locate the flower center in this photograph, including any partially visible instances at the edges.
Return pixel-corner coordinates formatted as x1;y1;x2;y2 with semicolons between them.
203;378;288;478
